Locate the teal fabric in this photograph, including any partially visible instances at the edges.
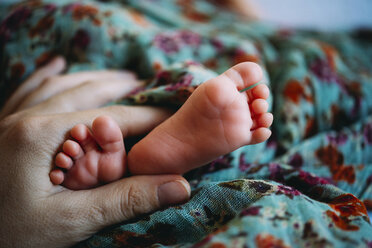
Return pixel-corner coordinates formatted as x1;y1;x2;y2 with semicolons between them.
1;1;372;247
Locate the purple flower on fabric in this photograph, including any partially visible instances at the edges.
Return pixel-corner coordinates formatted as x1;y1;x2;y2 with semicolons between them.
155;71;173;86
71;29;90;49
1;7;32;30
0;7;32;45
366;241;372;248
367;174;372;185
208;155;232;171
153;33;180;53
240;206;262;217
181;73;193;86
350;95;362;118
288;153;303;168
165;74;193;91
310;58;337;82
298;170;331;186
199;155;233;174
210;38;224;51
268;163;286;182
364;123;372;144
44;4;57;12
310;58;350;96
277;185;301;198
177;30;201;46
327;132;348;146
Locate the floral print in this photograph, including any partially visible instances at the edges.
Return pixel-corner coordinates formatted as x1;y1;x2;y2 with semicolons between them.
1;0;372;247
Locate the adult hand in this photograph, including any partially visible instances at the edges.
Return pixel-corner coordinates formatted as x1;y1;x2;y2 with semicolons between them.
0;57;191;248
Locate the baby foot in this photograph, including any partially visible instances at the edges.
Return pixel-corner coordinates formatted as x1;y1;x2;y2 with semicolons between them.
128;62;273;175
50;116;126;190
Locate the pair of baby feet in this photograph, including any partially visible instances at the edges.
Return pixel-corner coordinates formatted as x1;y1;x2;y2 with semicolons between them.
49;62;273;190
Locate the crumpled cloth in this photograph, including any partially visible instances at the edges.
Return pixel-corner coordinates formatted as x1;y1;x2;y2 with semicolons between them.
1;1;372;247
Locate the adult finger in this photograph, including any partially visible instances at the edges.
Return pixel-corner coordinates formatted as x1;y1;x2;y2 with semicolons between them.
40;105;173;139
56;175;191;231
16;70;138;112
0;57;66;118
26;78;142;115
16;106;172;160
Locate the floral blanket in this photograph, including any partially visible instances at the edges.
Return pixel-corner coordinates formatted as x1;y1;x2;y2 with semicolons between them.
1;0;372;247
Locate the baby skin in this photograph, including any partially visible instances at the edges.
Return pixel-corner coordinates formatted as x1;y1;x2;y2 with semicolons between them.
49;62;273;189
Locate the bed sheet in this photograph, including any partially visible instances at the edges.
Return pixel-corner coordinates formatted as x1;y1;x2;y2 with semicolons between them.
1;0;372;247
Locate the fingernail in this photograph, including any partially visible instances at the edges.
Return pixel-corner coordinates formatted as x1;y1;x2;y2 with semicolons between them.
158;180;191;207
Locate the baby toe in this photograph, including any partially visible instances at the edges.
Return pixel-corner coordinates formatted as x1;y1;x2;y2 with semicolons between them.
251;84;270;100
92;115;124;153
63;140;84;160
251;98;268;115
251;113;273;130
70;124;89;141
49;169;64;185
55;152;73;169
223;62;263;90
70;124;97;152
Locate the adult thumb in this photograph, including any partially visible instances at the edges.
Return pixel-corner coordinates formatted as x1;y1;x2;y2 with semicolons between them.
70;175;191;229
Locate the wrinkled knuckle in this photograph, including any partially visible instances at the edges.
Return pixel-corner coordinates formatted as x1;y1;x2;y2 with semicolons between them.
122;185;147;219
